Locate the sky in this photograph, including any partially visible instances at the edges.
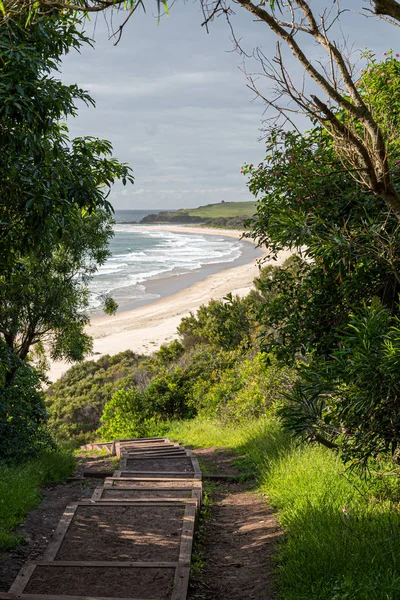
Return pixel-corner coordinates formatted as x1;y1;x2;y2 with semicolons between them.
60;1;400;210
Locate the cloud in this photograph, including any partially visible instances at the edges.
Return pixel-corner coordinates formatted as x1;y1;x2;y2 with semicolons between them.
60;1;400;209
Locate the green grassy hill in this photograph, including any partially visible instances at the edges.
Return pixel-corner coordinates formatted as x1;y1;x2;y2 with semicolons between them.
140;201;257;228
183;201;257;218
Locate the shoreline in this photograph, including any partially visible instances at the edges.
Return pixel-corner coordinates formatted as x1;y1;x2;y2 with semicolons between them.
48;227;292;382
93;225;262;315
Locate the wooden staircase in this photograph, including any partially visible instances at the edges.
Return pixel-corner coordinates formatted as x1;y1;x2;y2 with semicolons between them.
1;438;202;600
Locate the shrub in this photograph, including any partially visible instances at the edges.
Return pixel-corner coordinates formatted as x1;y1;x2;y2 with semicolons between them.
280;299;400;469
178;293;256;350
191;352;294;421
0;340;53;460
46;350;150;440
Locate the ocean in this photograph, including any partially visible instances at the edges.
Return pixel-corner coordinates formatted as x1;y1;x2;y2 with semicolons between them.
88;210;258;312
113;209;168;224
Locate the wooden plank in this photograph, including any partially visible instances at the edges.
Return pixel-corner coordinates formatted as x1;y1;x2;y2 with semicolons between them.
42;505;77;561
123;444;180;451
171;564;191;600
122;449;188;455
115;441;121;457
91;487;103;501
94;486;201;509
86;498;198;507
185;452;202;475
117;472;201;479
117;437;169;444
76;500;194;507
124;455;194;461
9;563;36;595
99;486;199;490
18;561;181;568
104;477;202;487
5;595;161;600
178;504;196;564
123;452;189;458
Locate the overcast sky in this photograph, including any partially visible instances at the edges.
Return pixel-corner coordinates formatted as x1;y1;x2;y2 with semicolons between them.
60;1;400;210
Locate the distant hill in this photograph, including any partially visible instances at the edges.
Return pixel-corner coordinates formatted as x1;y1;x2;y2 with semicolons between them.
140;201;257;229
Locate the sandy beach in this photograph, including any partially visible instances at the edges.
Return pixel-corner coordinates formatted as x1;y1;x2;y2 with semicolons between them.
48;227;292;382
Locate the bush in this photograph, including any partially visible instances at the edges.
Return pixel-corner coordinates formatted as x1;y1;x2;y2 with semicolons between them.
0;341;53;460
191;352;294;421
178;293;256;350
280;299;400;469
46;350;150;440
99;388;144;439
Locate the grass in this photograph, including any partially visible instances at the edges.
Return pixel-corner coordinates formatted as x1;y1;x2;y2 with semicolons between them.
189;481;214;583
0;450;76;552
167;418;400;600
178;201;257;219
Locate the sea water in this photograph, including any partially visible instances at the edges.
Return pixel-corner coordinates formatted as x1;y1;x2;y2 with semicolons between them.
89;210;244;311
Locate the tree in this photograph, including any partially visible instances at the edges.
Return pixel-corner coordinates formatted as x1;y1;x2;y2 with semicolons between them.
0;206;115;364
0;11;133;387
241;65;400;467
0;338;52;459
0;11;133;271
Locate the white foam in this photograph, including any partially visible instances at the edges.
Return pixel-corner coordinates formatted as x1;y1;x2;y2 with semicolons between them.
89;226;244;307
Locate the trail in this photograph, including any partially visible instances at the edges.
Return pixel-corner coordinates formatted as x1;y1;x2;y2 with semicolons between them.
1;440;280;600
190;448;281;600
3;438;202;600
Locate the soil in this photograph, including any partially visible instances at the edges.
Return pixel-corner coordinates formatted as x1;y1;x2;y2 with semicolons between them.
24;565;175;599
56;504;185;562
75;451;119;476
125;448;185;454
102;488;193;499
125;458;194;472
0;478;100;592
120;472;197;479
109;479;199;488
189;448;281;600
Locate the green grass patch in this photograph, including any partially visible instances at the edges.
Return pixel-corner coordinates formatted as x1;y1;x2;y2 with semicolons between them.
190;481;214;583
167;418;400;599
184;201;257;219
0;451;76;552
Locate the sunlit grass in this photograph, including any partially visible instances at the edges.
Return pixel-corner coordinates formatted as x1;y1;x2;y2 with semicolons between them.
167;417;400;600
0;451;76;552
184;201;257;219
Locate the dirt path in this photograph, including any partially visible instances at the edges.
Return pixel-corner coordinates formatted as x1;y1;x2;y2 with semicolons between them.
190;448;281;600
